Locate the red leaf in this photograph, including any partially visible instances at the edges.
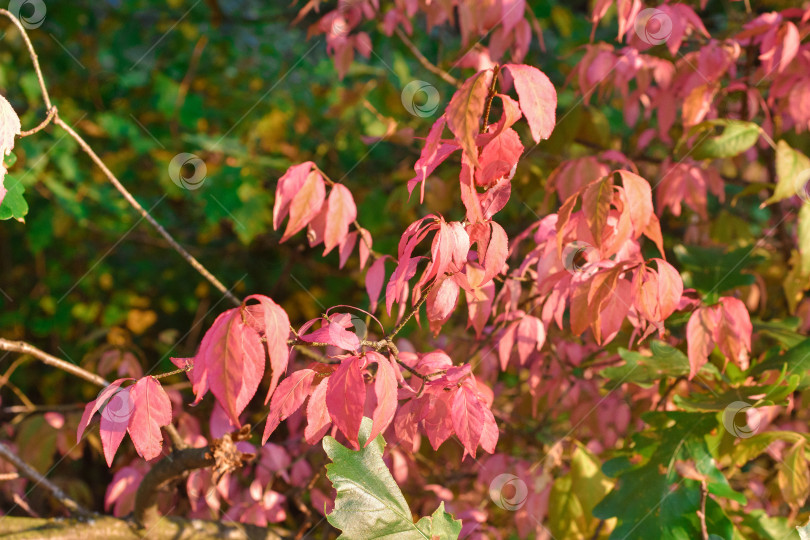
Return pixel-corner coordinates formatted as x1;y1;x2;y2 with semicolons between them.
77;378;133;443
127;377;172;462
451;383;485;458
366;257;387;313
305;378;332;444
263;369;317;444
244;295;291;402
617;170;654;236
326;356;366;447
686;306;718;379
446;70;490;165
100;385;134;467
426;276;460;333
324;184;357;254
481;222;509;286
205;309;265;426
476;127;523;188
516;316;546;365
282;170;326;242
273;162;313;230
581;176;613;247
367;352;398;446
504;64;557;143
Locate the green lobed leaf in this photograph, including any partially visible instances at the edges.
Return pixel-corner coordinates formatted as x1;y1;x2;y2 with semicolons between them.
764;140;810;205
0;177;28;221
680;120;760;160
323;417;461;540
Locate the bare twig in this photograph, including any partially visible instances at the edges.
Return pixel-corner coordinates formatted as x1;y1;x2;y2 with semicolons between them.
698;480;709;540
481;65;500;133
0;9;240;307
19;106;56;137
0;9;52;109
0;338;108;387
0;441;92;518
394;27;461;87
52;115;241;307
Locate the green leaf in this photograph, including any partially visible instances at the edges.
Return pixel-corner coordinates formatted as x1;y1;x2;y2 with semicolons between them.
323;417;461;540
680;120;760;160
799;204;810;276
594;412;742;539
753;318;805;348
601;346;690;388
0;177;28;221
764;140;810;205
778;439;810;509
673;244;763;297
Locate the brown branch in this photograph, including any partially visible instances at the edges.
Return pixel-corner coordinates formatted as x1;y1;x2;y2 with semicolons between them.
0;338;108;387
0;515;286;540
698;480;709;540
19;106;56;137
0;6;238;307
481;65;500;133
52;115;241;307
394;27;461;87
0;9;53;110
0;441;92;518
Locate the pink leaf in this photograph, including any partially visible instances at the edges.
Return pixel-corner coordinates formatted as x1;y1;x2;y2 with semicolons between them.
244;295;291;402
273;162;314;230
100;385;135;467
204;309;265;426
282;170;326;242
305;378;332;444
324;184;358;254
446;70;491;165
366;257;387;313
127;377;172;462
367;352;398;446
77;378;133;443
481;221;509;286
451;383;485;458
516;316;546;365
687;307;717;379
326;356;366;447
263;369;317;444
504;64;557;143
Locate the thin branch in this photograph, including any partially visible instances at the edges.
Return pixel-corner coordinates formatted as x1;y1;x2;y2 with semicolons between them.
19;106;56;137
481;65;500;133
0;9;52;109
387;280;436;339
0;441;92;518
394;27;461;87
698;480;709;540
52;115;241;307
0;5;238;307
0;338;108;387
